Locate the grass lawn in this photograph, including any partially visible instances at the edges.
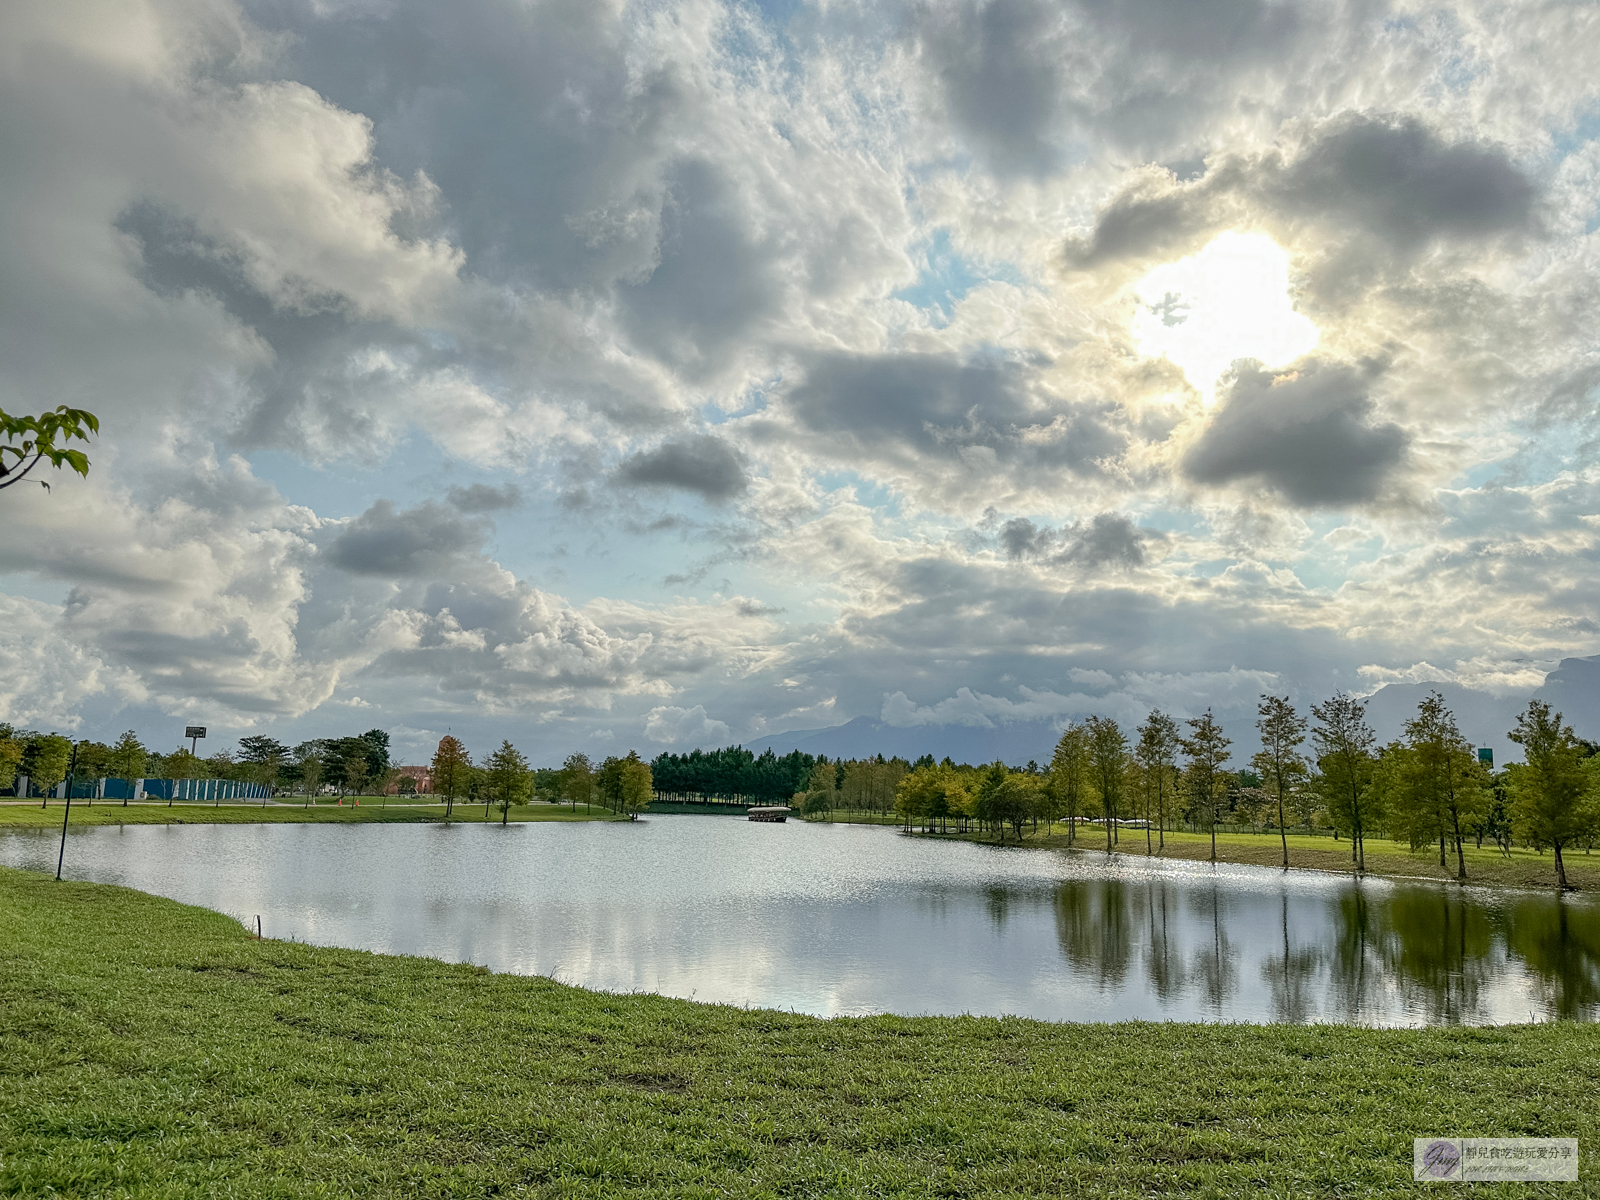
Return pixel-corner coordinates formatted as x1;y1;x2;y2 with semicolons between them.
1005;826;1600;892
2;867;1597;1197
0;798;626;830
813;811;1598;891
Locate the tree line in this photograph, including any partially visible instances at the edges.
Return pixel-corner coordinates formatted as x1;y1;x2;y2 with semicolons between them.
879;693;1600;889
1;725;394;805
428;738;653;823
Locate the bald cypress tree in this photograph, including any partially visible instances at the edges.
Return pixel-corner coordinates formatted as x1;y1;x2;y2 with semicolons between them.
1253;696;1308;869
1507;700;1594;890
1311;693;1379;873
1180;710;1231;862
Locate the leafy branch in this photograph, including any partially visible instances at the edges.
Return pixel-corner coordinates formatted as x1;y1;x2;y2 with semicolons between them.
0;405;100;492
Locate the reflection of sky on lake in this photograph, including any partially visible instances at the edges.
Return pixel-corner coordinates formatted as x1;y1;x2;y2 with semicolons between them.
4;816;1598;1025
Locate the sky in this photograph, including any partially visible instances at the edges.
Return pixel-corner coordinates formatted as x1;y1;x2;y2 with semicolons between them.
1;0;1598;766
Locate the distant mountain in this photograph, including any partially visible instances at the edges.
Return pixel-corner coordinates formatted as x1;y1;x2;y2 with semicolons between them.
1360;682;1523;752
1537;655;1600;740
746;655;1600;767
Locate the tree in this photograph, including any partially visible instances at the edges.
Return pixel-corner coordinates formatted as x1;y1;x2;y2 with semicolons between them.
1253;695;1308;869
560;753;594;811
335;740;369;803
484;740;531;825
970;762;1009;838
1507;700;1595;889
990;771;1041;842
432;736;469;817
1383;693;1489;880
1048;723;1091;846
895;765;968;834
360;729;391;781
1135;710;1181;853
618;752;653;818
799;759;837;819
109;730;147;807
1311;693;1380;873
22;734;71;805
1180;709;1232;861
1085;716;1127;853
0;405;98;493
0;728;22;796
239;735;287;803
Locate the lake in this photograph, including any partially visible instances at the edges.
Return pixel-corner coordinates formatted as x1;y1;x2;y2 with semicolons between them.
5;815;1597;1025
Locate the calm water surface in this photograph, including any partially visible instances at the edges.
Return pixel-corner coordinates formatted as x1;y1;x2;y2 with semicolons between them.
5;815;1598;1025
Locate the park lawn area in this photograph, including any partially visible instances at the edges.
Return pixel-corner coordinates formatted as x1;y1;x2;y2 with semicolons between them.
0;799;625;830
815;810;1599;891
2;867;1598;1199
996;825;1600;892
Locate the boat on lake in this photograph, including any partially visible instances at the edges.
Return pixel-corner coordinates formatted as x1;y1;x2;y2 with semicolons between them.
747;806;789;822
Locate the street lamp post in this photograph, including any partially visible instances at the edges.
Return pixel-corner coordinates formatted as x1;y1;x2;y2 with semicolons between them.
55;740;79;882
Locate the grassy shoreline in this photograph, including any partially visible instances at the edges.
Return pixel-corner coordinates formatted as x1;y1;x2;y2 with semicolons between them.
808;811;1599;892
2;867;1596;1197
0;797;627;829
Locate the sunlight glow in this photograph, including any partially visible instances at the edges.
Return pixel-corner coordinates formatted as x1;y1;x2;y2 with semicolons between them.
1131;231;1319;401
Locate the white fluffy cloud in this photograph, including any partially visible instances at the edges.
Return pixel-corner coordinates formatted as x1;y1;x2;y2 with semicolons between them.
1;0;1597;759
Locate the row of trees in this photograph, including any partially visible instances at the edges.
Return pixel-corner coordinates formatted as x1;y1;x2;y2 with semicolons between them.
648;746;817;803
0;726;396;805
427;738;653;822
877;693;1600;888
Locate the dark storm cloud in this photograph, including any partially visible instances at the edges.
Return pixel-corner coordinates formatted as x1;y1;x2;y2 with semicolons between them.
911;0;1307;175
780;352;1125;473
327;500;487;576
999;513;1147;566
1064;113;1539;270
1183;361;1408;506
614;435;749;501
1272;113;1538;248
446;483;521;513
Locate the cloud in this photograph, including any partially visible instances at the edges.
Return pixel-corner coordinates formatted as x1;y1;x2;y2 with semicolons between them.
327;500;487;576
766;352;1127;504
0;594;144;729
880;668;1285;730
909;0;1310;175
1182;361;1408;507
644;704;732;746
1064;113;1540;273
999;513;1148;567
614;435;749;501
447;483;521;513
1272;113;1539;249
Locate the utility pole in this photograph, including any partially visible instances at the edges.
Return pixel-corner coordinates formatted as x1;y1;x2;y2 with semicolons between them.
55;740;79;882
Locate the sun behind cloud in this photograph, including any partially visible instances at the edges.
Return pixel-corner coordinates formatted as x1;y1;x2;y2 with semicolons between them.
1132;231;1319;401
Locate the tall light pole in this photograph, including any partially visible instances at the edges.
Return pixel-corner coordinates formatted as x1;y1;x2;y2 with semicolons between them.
55;739;79;882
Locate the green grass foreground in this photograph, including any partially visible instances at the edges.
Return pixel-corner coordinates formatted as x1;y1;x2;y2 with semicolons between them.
2;869;1597;1198
0;799;625;829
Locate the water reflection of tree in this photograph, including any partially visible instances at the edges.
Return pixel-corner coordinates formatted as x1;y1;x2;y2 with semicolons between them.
1189;885;1238;1016
1504;896;1600;1020
985;885;1011;930
1260;894;1321;1023
1327;886;1384;1022
1143;882;1186;1000
1053;880;1134;987
1379;888;1493;1024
